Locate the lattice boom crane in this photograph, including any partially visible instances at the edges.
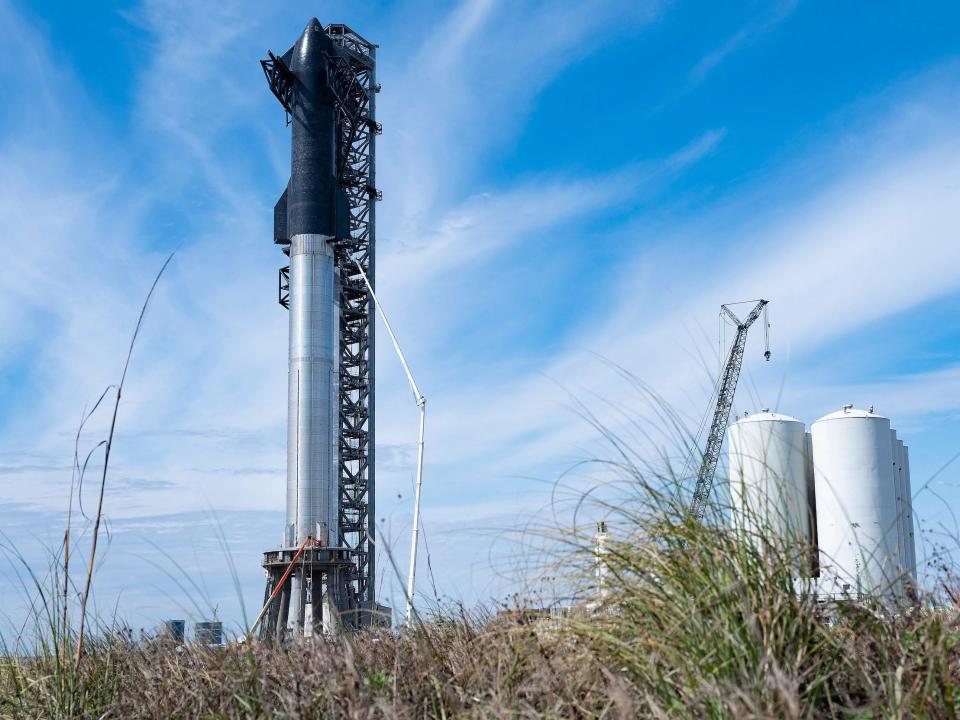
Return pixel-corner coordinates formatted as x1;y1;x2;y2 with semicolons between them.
689;299;770;521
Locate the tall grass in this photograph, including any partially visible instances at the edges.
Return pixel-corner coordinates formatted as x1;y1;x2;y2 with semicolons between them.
5;445;960;718
3;278;959;716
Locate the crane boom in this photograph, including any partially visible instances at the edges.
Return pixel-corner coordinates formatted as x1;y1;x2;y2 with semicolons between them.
689;299;768;521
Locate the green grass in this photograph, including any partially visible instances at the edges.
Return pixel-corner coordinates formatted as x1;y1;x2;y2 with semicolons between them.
3;490;959;718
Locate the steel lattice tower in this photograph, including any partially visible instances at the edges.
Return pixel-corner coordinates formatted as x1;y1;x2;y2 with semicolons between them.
263;22;380;634
326;23;379;610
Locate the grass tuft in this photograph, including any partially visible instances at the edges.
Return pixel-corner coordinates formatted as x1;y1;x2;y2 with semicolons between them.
4;499;960;718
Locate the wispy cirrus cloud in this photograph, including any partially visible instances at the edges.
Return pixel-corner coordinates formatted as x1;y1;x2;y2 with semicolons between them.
689;0;800;84
1;0;958;631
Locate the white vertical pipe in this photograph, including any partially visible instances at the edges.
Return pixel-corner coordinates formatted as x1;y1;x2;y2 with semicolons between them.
406;400;426;625
351;259;425;627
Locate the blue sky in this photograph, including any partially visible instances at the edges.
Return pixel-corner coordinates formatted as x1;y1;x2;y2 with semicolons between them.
1;0;959;636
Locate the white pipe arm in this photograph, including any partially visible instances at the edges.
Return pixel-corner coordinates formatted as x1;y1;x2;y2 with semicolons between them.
352;260;424;406
351;259;425;627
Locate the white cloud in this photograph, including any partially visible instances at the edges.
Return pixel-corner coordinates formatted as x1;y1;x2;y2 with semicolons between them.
689;0;800;84
1;0;959;627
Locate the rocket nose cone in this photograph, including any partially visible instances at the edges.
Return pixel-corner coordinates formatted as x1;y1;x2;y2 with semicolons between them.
294;17;333;70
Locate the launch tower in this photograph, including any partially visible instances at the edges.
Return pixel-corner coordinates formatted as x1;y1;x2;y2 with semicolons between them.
258;20;382;639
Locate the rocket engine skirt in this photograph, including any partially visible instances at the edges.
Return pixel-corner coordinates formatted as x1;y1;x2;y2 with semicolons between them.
286;233;340;547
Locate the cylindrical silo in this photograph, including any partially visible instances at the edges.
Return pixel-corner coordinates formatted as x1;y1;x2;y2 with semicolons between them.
812;406;900;599
890;431;907;594
805;432;819;577
728;412;810;557
895;436;914;589
902;444;917;587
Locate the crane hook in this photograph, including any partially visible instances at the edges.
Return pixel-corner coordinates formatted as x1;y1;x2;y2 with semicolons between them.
763;305;771;361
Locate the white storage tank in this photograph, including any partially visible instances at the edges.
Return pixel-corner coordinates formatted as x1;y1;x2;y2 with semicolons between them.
728;411;811;555
804;432;819;576
891;431;907;586
894;439;918;591
812;406;901;599
902;445;917;585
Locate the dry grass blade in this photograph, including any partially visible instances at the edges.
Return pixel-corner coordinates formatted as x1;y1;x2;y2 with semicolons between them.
74;253;175;668
2;355;958;718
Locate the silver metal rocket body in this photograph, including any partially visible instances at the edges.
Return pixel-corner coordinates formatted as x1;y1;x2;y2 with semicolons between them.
286;234;340;549
259;19;387;640
259;18;358;641
266;231;355;639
